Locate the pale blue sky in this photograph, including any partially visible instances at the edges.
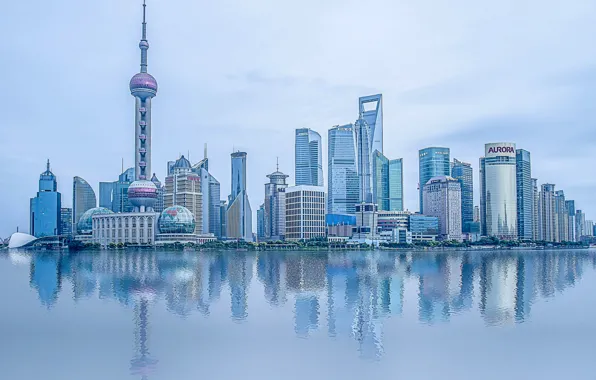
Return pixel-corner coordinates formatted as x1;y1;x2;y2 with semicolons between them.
0;0;595;237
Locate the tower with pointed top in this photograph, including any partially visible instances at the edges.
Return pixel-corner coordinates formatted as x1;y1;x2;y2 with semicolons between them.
30;160;62;237
130;0;158;182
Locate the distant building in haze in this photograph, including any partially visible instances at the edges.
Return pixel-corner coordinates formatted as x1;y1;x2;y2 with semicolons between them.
532;178;539;240
372;151;403;211
60;208;73;238
150;173;164;213
515;149;533;241
419;147;450;213
327;124;358;215
566;200;576;241
264;165;289;241
193;153;222;237
539;184;556;242
30;160;62;237
295;128;323;187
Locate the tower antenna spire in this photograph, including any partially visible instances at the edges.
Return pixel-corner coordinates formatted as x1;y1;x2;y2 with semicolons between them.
276;157;279;171
139;0;149;73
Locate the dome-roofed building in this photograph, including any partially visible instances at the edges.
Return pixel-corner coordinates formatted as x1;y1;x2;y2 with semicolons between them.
158;206;195;234
172;155;192;172
78;207;114;234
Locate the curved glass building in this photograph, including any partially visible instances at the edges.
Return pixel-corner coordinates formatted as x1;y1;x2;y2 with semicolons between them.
77;207;113;234
480;143;518;240
158;206;196;234
73;176;97;228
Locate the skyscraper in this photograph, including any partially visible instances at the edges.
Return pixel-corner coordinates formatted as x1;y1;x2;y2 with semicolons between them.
422;176;462;242
371;151;404;212
295;128;323;186
111;168;135;213
164;156;203;233
327;124;358;215
264;164;289;241
554;190;568;242
150;173;164;213
99;182;115;209
539;184;556;242
72;176;96;229
285;186;326;240
575;210;585;238
419;147;450;213
257;204;265;241
479;143;517;240
227;152;253;241
193;153;222;237
532;178;539;240
355;94;383;203
515;149;533;241
130;0;157;182
451;159;473;232
566;200;576;242
30;160;62;237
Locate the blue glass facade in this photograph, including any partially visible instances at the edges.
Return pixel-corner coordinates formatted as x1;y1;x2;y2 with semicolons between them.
30;161;62;237
409;215;439;235
73;176;97;227
388;159;404;211
60;208;72;238
325;214;357;226
355;94;383;203
451;159;473;232
419;147;450;213
372;152;404;212
295;128;323;186
328;124;358;215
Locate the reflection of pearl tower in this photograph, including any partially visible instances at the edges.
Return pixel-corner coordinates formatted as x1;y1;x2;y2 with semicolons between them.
128;0;158;211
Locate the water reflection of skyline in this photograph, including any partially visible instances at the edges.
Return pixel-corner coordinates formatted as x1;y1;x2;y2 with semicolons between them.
13;249;596;366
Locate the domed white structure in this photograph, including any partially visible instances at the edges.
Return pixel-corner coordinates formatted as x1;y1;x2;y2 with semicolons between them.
8;232;37;249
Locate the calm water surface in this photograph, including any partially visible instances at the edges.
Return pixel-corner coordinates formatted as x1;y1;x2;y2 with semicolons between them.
1;249;595;380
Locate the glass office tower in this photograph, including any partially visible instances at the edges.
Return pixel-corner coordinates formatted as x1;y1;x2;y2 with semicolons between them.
295;128;323;186
388;159;404;211
373;152;404;211
227;152;253;241
451;159;473;232
72;176;97;228
30;160;62;237
419;147;450;213
480;143;518;239
355;94;383;203
328;124;358;214
515;149;533;241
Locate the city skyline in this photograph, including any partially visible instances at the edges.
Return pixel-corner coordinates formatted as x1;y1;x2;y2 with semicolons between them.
1;0;596;237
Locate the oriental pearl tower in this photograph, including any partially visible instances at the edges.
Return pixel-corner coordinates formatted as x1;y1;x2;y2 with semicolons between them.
128;0;158;212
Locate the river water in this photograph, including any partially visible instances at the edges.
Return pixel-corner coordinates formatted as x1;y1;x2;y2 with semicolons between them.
0;249;595;379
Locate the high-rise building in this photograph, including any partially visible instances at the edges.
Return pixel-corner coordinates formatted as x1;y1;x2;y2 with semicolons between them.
164;156;202;234
451;159;473;233
554;190;569;242
576;210;585;237
327;124;358;215
422;176;462;242
264;165;289;241
388;159;404;211
99;182;115;209
539;184;556;242
30;160;62;237
372;151;404;211
355;94;383;203
219;200;227;239
72;176;96;229
566;200;576;241
295;128;323;187
532;178;539;241
150;174;164;213
60;208;73;238
515;149;533;241
285;186;326;241
257;204;266;242
419;147;450;213
227;152;252;241
585;220;595;237
193;154;222;237
474;205;480;223
479;143;517;240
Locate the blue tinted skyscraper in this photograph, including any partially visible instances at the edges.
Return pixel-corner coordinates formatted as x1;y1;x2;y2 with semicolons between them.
451;159;473;232
111;168;135;213
388;158;404;211
60;208;72;238
30;160;62;237
515;149;533;241
295;128;323;186
227;152;253;241
72;176;96;228
355;94;383;203
328;124;358;215
419;147;450;213
99;182;115;209
372;151;404;211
